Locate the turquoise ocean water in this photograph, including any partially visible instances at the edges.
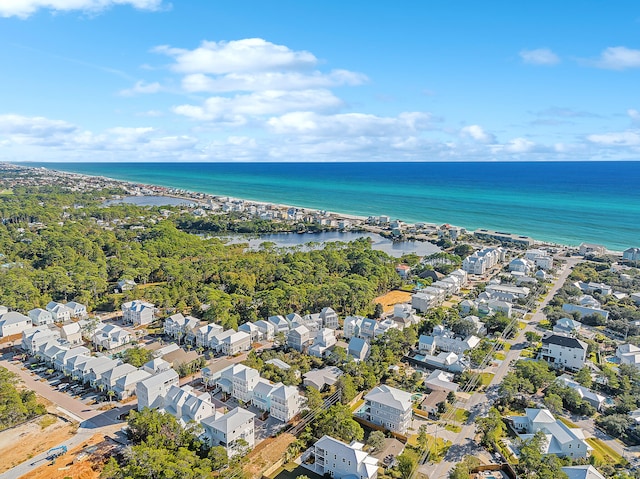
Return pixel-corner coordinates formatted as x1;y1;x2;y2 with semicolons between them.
32;162;640;251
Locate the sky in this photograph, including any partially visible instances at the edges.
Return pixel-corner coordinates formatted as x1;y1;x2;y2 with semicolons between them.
0;0;639;162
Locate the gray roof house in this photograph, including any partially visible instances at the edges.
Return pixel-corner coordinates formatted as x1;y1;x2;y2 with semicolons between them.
136;368;180;410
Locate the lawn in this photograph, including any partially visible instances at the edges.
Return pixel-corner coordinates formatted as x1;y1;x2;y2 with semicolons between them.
443;423;461;433
452;408;470;423
557;416;578;428
406;436;450;463
520;349;535;358
479;372;495;387
495;352;506;361
586;437;626;466
350;398;365;413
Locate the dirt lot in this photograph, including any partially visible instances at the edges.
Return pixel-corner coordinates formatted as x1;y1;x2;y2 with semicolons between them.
0;415;76;473
374;290;412;313
19;433;118;479
244;432;296;479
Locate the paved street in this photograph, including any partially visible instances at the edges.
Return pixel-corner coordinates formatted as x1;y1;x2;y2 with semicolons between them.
422;256;583;479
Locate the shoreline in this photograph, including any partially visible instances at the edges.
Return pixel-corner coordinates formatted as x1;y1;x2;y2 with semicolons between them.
4;162;623;254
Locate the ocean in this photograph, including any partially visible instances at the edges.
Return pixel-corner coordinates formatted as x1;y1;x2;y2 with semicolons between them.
32;161;640;251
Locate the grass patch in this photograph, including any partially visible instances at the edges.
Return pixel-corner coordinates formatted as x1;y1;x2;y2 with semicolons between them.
444;423;461;433
479;372;495;387
539;319;551;329
557;416;578;428
495;352;506;361
520;349;535;358
39;414;57;429
518;321;526;330
407;436;450;463
0;189;13;195
453;408;470;423
586;437;626;466
350;398;365;413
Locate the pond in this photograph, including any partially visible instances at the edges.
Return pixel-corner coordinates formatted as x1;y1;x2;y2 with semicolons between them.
220;231;440;258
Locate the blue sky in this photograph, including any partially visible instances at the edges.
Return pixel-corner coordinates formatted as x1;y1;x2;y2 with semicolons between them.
1;0;639;162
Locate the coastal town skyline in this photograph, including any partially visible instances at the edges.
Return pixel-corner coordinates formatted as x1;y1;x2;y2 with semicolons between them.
1;1;640;162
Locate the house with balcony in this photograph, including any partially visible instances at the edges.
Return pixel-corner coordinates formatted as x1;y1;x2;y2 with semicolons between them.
288;325;311;352
93;323;132;350
164;313;200;341
508;408;591;458
202;407;255;456
309;328;337;357
195;323;224;348
99;363;138;392
136;368;180;410
362;385;412;434
269;383;304;422
220;331;251;356
61;322;83;345
28;308;53;326
218;364;261;403
122;300;155;326
0;311;32;337
254;320;276;341
114;369;152;400
307;435;378;479
66;301;88;319
267;315;290;334
84;356;119;387
539;333;587;371
46;302;73;322
163;385;217;427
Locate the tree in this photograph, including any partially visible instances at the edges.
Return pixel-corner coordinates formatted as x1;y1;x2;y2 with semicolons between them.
396;454;416;479
373;303;384;319
208;446;229;470
337;374;357;404
544;393;563;414
121;346;153;367
305;386;323;411
574;367;593;388
475;408;505;450
417;425;429;451
449;456;480;479
366;430;386;452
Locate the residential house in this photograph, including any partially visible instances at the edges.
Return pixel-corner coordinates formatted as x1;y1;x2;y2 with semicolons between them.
66;354;93;379
253;320;275;341
539;333;588;371
55;346;89;373
136;368;180;410
114;369;152;400
419;327;480;355
46;302;73;322
623;248;640;262
202;407;255;456
553;318;582;336
99;363;138;392
161;348;200;369
163;385;216;426
561;466;606;479
93;323;132;350
218;364;261;403
424;369;459;393
267;315;290;334
420;390;449;417
509;258;534;274
288;325;311;352
269;383;304;422
142;358;171;374
556;375;607;411
238;322;261;342
41;342;68;366
308;435;378;479
220;331;251;356
320;307;339;329
164;313;200;341
0;311;32;337
309;328;337;358
462;247;505;275
22;326;61;355
61;322;83;345
343;315;366;339
117;279;136;292
252;378;277;413
574;282;613;297
509;408;591;458
85;356;119;387
122;300;155;326
524;249;554;270
616;344;640;367
579;243;606;256
362;385;413;435
303;366;343;391
28;308;53;326
411;292;438;313
66;301;88;319
195;323;224;348
562;304;609;321
348;337;370;361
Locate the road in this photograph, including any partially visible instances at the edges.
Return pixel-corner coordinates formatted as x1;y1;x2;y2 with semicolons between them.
422;256;583;479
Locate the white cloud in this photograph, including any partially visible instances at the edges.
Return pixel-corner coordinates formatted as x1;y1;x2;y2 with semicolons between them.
0;0;164;18
587;130;640;146
173;89;343;122
0;114;77;137
490;137;536;155
628;109;640;121
592;46;640;70
519;48;560;65
181;69;367;93
119;81;163;96
266;111;432;137
460;125;495;143
155;38;317;74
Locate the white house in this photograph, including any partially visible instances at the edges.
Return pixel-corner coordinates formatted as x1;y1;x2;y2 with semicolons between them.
142;357;171;375
309;328;337;357
616;344;640;367
66;301;88;319
525;249;554;270
28;308;53;326
303;366;343;391
163;385;216;426
195;323;224;348
136;368;180;410
509;258;534;274
61;322;83;345
553;318;582;336
253;320;275;341
561;466;605;479
93;323;132;350
462;247;505;275
556;375;607;411
220;331;251;356
0;311;32;337
419;327;480;355
343;315;366;339
55;346;90;373
267;315;290;334
218;364;261;403
164;313;200;341
319;307;339;329
22;327;60;355
238;322;261;342
308;435;378;479
46;302;73;322
539;333;587;371
424;369;459;393
202;407;255;456
348;337;370;361
269;383;304;422
509;408;591;458
114;369;152;400
85;356;119;387
122;300;155;326
362;385;413;434
117;279;137;292
287;325;311;352
99;363;137;392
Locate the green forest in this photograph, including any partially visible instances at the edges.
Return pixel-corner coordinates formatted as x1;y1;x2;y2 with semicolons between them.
0;186;401;328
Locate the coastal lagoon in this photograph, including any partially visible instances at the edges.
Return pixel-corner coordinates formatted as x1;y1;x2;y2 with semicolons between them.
39;161;640;250
220;231;441;257
104;195;194;207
